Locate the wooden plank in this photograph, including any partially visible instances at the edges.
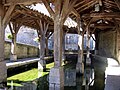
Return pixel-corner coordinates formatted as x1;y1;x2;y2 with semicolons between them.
82;12;120;18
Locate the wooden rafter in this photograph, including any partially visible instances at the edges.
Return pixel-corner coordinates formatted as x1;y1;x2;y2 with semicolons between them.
61;0;77;22
4;0;41;6
82;12;120;18
98;0;102;6
114;0;120;10
74;0;85;7
79;0;98;13
103;1;118;10
71;8;80;17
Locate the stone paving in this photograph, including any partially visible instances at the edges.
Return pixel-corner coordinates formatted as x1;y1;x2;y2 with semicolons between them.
105;58;120;90
6;57;53;69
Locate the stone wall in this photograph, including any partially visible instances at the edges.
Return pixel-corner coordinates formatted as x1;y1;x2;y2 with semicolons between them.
116;27;120;63
98;30;116;58
4;41;39;59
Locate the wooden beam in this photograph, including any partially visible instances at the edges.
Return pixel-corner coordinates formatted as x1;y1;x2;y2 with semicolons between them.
98;0;102;6
71;8;80;17
79;1;98;13
82;12;120;18
83;18;93;35
3;4;15;28
103;1;118;9
74;0;85;7
9;22;14;34
114;0;120;10
95;25;115;29
61;0;77;22
91;27;96;34
4;0;41;6
76;0;96;11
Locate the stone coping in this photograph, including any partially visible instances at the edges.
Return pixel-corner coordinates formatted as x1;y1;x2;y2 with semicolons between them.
6;56;53;69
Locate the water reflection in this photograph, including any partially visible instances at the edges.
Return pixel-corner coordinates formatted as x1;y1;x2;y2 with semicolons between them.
8;55;107;90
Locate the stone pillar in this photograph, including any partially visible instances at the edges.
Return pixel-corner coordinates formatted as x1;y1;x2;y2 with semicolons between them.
10;33;17;61
0;3;7;88
49;67;64;90
76;18;84;74
38;34;46;72
86;26;91;65
49;16;64;90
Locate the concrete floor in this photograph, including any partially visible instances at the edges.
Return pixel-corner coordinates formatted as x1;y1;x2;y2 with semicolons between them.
105;58;120;90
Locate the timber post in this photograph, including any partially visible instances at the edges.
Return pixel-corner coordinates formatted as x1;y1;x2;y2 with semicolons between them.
9;22;21;61
42;0;78;89
37;20;49;72
86;26;91;65
0;2;7;88
45;36;49;56
76;18;84;74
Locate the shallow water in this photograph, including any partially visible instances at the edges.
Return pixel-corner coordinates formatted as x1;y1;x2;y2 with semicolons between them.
7;55;106;90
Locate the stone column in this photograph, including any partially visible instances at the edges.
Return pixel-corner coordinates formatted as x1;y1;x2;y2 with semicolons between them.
86;26;91;65
0;3;7;88
10;33;17;61
76;18;84;74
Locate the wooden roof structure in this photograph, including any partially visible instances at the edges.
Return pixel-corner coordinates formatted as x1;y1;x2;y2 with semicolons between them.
9;5;78;34
10;5;53;30
2;0;120;34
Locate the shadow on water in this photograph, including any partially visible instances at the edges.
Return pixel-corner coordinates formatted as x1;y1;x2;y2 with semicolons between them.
7;54;107;90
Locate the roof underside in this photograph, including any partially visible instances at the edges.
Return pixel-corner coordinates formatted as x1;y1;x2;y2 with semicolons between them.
3;0;120;34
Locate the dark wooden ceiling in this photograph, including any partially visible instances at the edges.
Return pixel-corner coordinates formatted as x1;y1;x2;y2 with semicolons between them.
71;0;120;33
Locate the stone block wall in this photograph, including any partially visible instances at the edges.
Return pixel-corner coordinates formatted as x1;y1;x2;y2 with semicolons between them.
98;30;116;58
116;27;120;63
4;41;39;59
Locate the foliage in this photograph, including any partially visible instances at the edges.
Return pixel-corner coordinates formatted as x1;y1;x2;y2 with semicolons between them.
33;37;40;42
7;33;13;40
